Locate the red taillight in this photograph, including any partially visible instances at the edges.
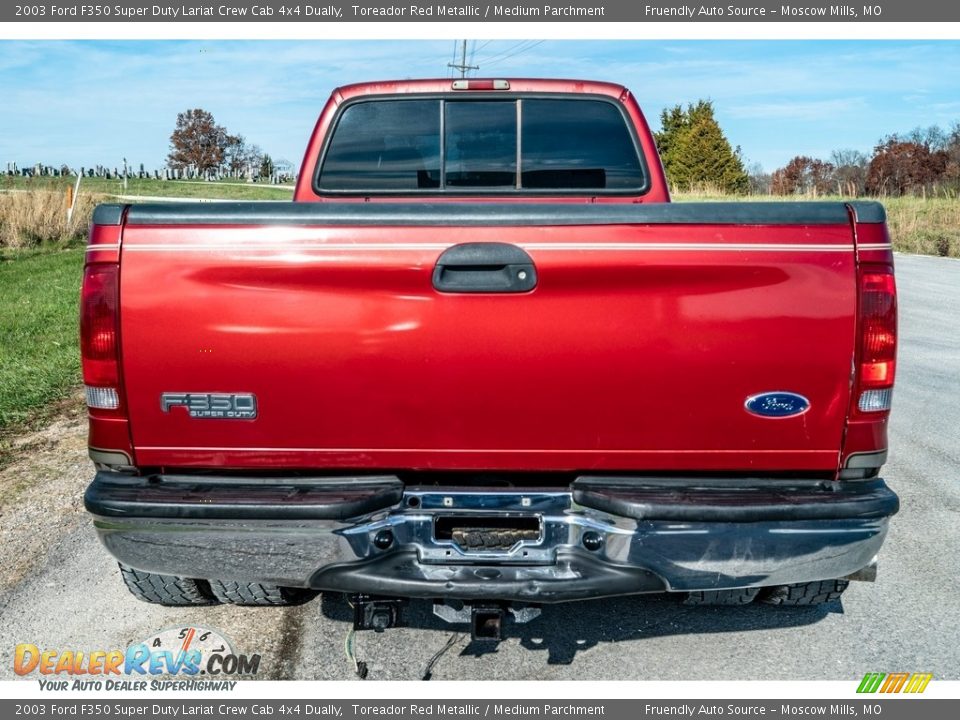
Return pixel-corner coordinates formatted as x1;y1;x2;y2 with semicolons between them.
81;263;121;410
856;266;897;413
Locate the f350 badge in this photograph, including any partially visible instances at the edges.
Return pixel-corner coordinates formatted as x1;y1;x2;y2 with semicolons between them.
161;393;257;419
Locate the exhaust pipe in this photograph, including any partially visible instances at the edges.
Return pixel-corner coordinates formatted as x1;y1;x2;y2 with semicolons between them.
844;556;879;583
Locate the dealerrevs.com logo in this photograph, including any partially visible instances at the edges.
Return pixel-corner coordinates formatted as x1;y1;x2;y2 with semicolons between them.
14;626;261;690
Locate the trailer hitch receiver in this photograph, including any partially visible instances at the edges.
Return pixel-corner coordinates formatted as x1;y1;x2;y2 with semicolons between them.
471;605;505;642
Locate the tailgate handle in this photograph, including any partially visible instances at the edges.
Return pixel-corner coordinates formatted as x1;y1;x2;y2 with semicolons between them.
432;242;537;293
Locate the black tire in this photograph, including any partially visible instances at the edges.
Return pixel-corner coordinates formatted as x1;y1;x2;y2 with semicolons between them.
684;588;761;606
118;564;218;606
209;580;318;606
761;579;849;606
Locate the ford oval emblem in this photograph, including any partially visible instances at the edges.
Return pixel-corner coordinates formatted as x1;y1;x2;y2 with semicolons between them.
745;392;810;418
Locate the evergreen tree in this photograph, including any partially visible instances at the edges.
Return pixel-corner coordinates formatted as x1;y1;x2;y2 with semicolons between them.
259;154;275;180
654;101;748;194
655;105;687;168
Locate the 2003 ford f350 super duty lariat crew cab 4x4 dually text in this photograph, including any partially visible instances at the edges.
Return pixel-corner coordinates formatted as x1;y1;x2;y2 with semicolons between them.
82;78;898;638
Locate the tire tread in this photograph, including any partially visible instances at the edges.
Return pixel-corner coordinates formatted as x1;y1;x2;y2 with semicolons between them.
684;588;761;606
209;580;316;606
761;579;849;606
118;564;217;606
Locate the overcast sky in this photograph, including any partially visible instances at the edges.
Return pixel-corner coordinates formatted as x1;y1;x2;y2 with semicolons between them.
2;40;959;173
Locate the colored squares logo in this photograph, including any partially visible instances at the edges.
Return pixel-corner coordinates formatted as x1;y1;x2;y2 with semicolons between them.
857;672;933;693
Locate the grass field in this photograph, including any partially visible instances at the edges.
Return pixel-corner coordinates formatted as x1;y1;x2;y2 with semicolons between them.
1;178;295;248
0;248;84;459
883;195;960;257
1;175;295;201
673;191;960;258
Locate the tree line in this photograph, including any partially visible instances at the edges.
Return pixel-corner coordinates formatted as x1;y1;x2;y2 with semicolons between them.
765;125;960;196
167;103;960;196
167;108;276;180
653;100;960;197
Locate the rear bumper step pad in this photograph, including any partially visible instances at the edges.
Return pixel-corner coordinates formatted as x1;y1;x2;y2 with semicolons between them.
572;476;898;522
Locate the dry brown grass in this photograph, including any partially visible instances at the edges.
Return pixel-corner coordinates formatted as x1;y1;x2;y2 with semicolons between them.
0;190;103;248
883;196;960;258
673;189;960;258
3;185;955;257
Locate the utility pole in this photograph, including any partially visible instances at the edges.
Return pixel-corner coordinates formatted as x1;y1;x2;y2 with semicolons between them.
447;40;478;78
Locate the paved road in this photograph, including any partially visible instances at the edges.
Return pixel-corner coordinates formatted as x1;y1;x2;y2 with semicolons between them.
1;254;957;682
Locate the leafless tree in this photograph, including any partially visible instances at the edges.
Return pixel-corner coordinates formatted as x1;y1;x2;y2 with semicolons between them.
167;109;230;174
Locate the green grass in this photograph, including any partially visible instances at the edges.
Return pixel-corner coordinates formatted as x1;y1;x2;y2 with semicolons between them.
0;247;84;440
1;175;295;201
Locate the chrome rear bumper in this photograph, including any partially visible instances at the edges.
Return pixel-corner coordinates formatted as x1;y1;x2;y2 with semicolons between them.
85;473;898;603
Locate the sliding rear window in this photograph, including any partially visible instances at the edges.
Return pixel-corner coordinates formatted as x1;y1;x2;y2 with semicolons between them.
317;97;646;193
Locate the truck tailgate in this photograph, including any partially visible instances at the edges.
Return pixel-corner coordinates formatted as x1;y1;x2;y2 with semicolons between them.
117;202;861;473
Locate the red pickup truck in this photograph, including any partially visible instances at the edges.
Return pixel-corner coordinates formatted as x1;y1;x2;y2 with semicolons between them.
82;79;898;636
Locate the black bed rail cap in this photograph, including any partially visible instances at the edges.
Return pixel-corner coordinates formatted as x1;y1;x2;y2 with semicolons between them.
122;200;873;228
92;203;126;226
847;201;887;224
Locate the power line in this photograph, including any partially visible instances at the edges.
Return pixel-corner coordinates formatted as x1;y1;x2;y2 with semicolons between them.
474;40;530;66
447;39;479;78
448;40;458;78
482;40;546;69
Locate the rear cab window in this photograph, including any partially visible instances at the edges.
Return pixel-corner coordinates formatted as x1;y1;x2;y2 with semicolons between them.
316;96;646;194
